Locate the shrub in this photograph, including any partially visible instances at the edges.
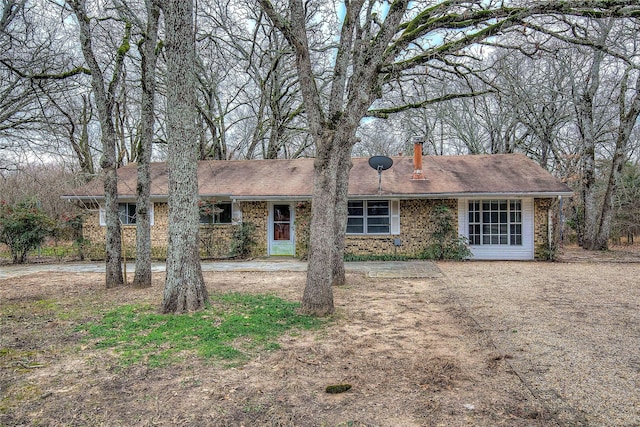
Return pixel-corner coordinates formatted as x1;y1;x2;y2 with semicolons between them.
421;204;472;261
422;236;472;261
0;199;55;264
230;221;256;258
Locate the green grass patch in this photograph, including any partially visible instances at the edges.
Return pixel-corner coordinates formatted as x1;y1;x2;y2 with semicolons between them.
78;293;323;368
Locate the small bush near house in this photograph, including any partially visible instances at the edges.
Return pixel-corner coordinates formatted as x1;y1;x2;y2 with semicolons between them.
230;221;256;258
0;199;55;264
422;204;472;261
422;236;471;261
536;242;558;261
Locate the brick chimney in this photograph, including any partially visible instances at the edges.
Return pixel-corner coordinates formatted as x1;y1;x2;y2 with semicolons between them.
412;141;425;180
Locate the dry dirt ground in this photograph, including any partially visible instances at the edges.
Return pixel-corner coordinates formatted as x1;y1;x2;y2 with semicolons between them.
439;260;640;426
1;247;638;426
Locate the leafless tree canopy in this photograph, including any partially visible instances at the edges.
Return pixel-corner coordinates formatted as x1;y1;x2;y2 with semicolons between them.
2;0;640;308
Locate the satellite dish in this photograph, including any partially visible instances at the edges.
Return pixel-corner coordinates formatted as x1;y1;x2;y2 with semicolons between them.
369;156;393;171
368;156;393;194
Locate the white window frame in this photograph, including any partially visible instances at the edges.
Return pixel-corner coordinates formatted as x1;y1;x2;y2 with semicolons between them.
99;202;154;226
346;199;400;235
468;199;522;246
458;198;534;260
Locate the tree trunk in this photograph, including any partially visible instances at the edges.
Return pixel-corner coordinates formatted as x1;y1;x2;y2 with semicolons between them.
302;140;338;316
103;165;123;287
594;72;640;249
133;0;160;288
594;145;624;250
72;0;126;288
331;148;352;287
575;48;604;251
160;0;208;313
303;126;359;313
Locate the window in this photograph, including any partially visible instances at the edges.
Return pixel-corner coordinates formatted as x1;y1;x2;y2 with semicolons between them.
273;204;291;240
199;202;232;224
347;200;390;234
468;200;522;246
99;203;154;226
119;203;137;225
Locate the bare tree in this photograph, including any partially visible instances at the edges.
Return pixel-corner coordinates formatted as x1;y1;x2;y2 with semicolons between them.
133;0;160;288
241;9;306;159
575;38;608;250
258;0;640;315
594;68;640;248
192;2;309;160
160;0;208;313
45;93;97;179
0;0;82;170
68;0;130;287
115;0;161;288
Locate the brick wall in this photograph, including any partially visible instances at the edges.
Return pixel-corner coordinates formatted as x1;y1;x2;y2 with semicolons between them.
239;201;268;257
82;202;238;260
345;199;456;257
82;197;553;260
199;225;237;259
81;203;107;259
534;198;554;258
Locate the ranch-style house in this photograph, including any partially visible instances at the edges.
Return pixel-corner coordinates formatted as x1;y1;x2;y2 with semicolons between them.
63;145;572;260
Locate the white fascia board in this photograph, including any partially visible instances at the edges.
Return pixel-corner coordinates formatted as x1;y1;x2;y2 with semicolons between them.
378;192;573;199
64;191;572;202
337;192;573;199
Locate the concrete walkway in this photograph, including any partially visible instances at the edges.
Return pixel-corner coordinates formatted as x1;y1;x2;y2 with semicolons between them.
0;259;442;280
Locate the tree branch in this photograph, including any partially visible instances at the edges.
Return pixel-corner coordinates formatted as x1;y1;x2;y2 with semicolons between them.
366;90;494;119
0;59;91;80
258;0;325;135
384;1;640;74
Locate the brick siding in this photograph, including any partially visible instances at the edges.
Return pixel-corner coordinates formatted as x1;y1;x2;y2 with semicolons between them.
534;198;555;258
82;202;237;260
82;197;553;260
344;199;456;257
237;201;268;257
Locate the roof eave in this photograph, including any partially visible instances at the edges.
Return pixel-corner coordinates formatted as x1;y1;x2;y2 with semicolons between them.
348;191;573;199
63;191;573;202
412;191;574;198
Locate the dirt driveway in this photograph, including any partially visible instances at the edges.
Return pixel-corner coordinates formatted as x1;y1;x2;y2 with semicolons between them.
439;261;640;426
1;255;639;426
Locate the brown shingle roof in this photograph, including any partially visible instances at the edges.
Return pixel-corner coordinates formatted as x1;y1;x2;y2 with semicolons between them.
63;153;572;201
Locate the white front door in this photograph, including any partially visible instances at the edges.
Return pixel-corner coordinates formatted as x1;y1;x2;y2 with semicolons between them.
269;203;295;256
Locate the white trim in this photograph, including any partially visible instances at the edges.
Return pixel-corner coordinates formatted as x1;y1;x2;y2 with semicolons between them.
346;199;394;235
231;201;242;224
229;192;571;202
267;202;295;256
390;199;400;235
458;198;534;260
99;207;106;226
